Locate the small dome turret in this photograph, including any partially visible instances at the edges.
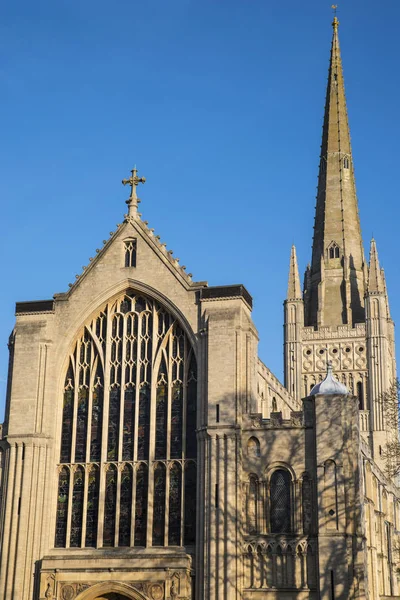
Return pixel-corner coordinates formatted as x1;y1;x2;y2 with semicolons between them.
310;361;348;395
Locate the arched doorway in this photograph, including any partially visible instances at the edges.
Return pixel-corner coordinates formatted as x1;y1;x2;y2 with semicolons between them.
75;581;150;600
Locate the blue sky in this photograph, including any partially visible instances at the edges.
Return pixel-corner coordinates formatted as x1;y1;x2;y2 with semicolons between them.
1;0;399;419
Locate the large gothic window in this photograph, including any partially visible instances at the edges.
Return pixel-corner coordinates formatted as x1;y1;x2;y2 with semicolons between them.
270;469;291;533
55;290;197;549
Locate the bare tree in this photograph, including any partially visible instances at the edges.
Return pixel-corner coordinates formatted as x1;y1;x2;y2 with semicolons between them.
381;379;400;478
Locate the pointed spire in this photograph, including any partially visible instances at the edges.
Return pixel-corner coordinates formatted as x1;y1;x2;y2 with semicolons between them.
368;239;384;293
307;18;365;327
287;245;302;300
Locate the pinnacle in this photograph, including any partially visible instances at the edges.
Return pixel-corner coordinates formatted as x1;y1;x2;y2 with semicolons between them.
287;245;302;300
368;239;384;294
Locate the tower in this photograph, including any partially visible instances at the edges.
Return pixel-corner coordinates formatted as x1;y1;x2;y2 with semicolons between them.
284;17;396;465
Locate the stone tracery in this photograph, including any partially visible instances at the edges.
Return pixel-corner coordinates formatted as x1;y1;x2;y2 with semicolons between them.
55;290;197;549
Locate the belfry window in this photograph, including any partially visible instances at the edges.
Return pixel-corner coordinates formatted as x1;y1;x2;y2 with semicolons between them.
343;156;350;169
124;239;137;267
270;469;291;533
328;243;340;259
55;291;197;549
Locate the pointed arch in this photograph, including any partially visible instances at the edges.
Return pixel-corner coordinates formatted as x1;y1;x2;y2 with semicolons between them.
56;289;197;551
75;581;149;600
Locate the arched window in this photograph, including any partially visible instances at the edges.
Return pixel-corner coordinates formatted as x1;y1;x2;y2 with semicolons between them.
248;476;258;534
343;156;350;169
124;238;137;267
56;291;197;550
357;381;364;410
328;242;340;259
270;469;292;533
272;397;277;412
247;437;260;457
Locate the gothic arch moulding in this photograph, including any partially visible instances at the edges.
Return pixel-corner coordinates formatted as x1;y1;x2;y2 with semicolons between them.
74;581;151;600
57;278;198;389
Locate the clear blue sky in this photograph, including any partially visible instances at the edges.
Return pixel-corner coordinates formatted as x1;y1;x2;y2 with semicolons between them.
1;1;399;420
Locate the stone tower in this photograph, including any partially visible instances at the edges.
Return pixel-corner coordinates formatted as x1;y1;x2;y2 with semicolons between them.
284;17;397;465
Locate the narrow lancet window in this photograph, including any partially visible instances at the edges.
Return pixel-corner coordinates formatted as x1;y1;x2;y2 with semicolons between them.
124;239;137;267
270;469;291;533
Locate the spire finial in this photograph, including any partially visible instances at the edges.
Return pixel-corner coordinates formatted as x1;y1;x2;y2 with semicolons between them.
122;166;146;219
331;5;339;29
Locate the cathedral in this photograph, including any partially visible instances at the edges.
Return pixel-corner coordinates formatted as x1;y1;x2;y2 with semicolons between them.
0;16;399;600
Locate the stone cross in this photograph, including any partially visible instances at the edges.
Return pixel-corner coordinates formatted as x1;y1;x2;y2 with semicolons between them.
122;166;146;218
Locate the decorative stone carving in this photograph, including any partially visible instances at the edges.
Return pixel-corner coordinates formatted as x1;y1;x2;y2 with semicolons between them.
149;583;164;599
61;584;75;600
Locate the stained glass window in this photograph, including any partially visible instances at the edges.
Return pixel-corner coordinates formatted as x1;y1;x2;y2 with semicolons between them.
90;375;103;462
138;385;150;460
122;386;135;461
170;383;183;459
70;466;84;547
85;466;99;547
134;463;148;546
152;463;166;546
107;388;120;460
168;463;182;545
103;465;117;546
75;388;88;462
55;467;70;547
57;291;197;550
60;365;74;463
155;358;168;460
119;464;132;546
184;462;196;544
270;469;291;533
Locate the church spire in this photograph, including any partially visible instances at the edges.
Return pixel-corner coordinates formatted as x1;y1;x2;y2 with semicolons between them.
287;245;302;300
306;16;365;328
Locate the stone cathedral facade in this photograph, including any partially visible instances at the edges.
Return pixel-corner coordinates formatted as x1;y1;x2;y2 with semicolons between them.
0;17;399;600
